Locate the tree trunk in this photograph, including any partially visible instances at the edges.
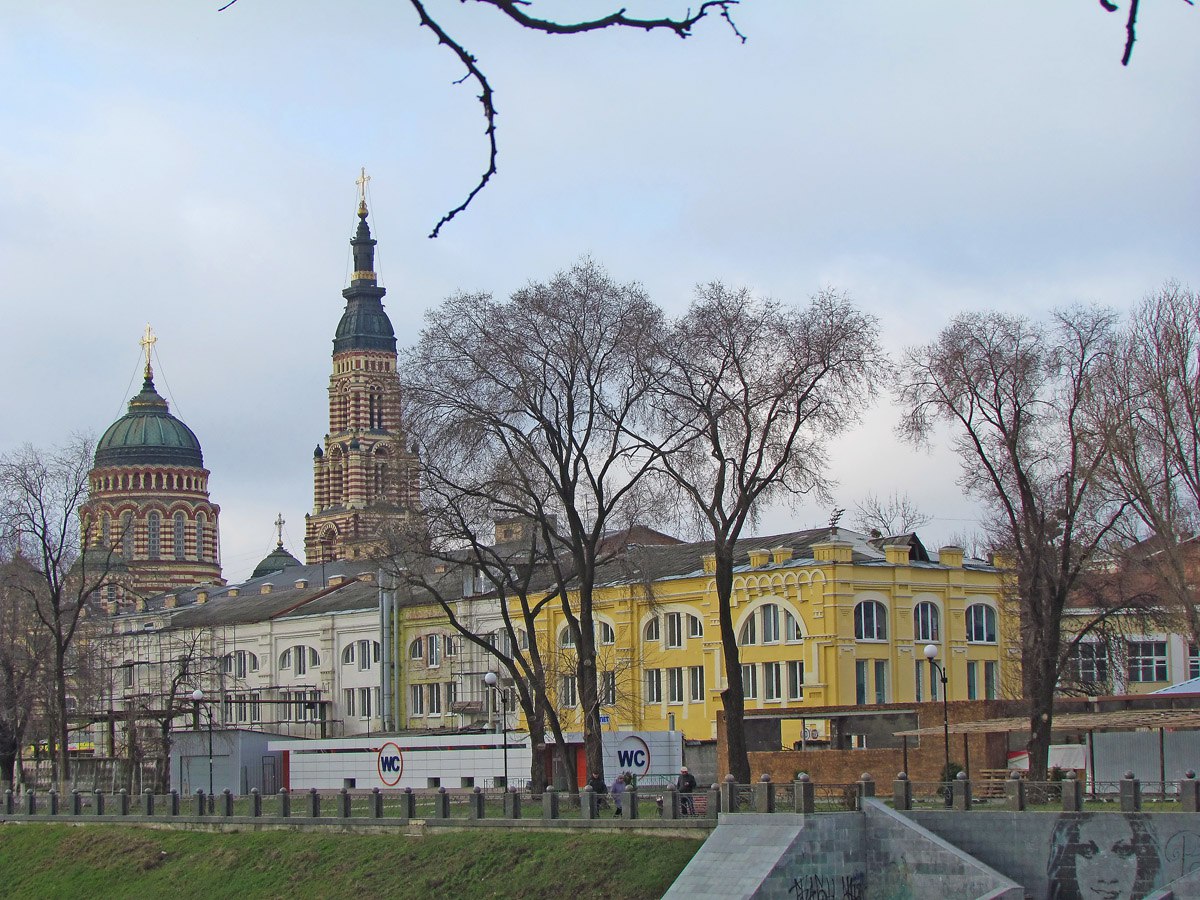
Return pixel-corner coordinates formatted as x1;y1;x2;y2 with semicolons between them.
714;547;751;783
54;642;70;791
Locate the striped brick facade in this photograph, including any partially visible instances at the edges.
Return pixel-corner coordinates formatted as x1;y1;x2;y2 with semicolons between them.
304;199;420;564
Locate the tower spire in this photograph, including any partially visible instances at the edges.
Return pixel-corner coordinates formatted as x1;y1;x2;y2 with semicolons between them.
351;168;377;283
274;512;286;549
139;323;157;381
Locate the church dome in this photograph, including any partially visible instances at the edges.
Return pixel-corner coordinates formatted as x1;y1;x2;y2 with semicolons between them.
95;374;204;468
251;543;302;580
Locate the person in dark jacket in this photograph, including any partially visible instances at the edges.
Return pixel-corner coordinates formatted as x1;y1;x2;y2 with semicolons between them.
677;766;697;814
588;771;608;810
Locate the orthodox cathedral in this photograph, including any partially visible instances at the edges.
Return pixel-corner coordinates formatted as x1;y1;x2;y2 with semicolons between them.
85;176;420;601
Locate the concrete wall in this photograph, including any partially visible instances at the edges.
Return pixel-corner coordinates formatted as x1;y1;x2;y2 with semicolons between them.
911;810;1200;899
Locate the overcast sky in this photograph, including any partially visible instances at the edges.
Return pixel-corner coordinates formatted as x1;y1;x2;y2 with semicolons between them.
3;2;1197;582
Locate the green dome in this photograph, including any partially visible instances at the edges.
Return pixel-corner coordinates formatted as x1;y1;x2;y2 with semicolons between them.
251;543;302;579
95;374;204;468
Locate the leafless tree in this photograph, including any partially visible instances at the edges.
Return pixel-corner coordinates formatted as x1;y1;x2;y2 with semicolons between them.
1100;283;1200;640
0;553;51;788
401;259;663;782
649;284;887;782
897;307;1135;779
0;436;119;787
852;490;931;537
381;502;574;793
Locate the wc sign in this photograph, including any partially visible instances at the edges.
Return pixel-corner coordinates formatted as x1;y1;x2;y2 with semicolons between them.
614;735;651;775
377;741;403;786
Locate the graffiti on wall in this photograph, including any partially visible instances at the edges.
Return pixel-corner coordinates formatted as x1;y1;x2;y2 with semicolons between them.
787;872;865;900
1046;814;1163;900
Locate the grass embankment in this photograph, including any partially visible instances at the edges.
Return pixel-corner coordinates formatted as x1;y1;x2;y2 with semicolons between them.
0;824;701;899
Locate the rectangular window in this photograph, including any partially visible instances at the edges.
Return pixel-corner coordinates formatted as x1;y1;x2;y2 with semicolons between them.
560;675;578;708
1069;642;1109;687
689;665;705;702
250;693;261;723
427;635;441;667
410;684;424;716
966;661;978;700
447;681;459;707
929;660;940;701
764;662;782;701
343;688;356;717
236;695;248;723
1190;643;1199;681
741;663;758;700
762;605;780;644
786;660;804;700
358;639;371;671
667;667;685;703
223;697;233;723
295;646;307;676
425;683;439;715
601;671;616;707
874;660;888;705
645;670;662;704
915;658;924;702
984;661;998;700
1128;641;1168;683
856;660;867;706
666;613;683;649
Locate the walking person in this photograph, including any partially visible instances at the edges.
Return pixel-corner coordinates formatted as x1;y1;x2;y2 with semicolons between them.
611;770;626;816
588;770;608;812
677;766;697;815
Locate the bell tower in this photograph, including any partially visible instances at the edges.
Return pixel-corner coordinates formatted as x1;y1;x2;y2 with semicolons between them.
304;172;420;563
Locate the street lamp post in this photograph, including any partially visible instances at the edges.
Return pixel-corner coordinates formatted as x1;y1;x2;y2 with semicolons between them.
190;689;214;806
923;645;952;808
483;672;508;789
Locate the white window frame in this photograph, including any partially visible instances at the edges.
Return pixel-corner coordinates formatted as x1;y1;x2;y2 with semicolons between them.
689;665;705;702
645;669;662;704
965;604;997;644
854;600;888;641
667;667;684;703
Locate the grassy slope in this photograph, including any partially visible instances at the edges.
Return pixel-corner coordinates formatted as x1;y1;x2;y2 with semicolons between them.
0;825;701;899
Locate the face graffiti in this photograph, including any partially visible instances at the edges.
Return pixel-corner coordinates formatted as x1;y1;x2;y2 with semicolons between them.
1047;814;1162;900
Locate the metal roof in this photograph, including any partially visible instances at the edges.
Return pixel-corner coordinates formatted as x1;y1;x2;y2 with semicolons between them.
894;707;1200;737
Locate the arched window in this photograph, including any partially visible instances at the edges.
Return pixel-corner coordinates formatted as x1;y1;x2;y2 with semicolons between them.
598;622;616;645
913;601;940;642
688;615;704;639
100;514;111;547
966;604;997;643
196;513;206;561
278;648;292;670
223;650;259;678
559;626;575;648
121;513;134;558
409;637;424;660
854;600;888;641
643;618;660;643
173;512;186;560
147;512;161;559
739;614;758;646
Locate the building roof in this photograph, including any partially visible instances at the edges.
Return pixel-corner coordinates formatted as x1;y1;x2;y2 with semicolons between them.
95;372;203;468
894;707;1200;737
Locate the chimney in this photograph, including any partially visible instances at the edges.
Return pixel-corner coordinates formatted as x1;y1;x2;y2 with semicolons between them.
884;544;910;565
228;587;239;598
356;571;375;584
294;578;309;590
163;595;177;609
260;583;273;595
328;575;346;587
196;590;208;605
701;553;717;574
770;546;793;565
812;539;853;563
748;548;770;568
939;545;965;568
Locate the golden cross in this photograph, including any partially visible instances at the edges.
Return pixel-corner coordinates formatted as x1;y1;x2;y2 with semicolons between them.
356;167;371;207
140;324;157;378
274;512;286;546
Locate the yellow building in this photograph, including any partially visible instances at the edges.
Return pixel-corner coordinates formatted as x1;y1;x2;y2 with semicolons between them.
533;528;1010;743
390;528;1012;745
